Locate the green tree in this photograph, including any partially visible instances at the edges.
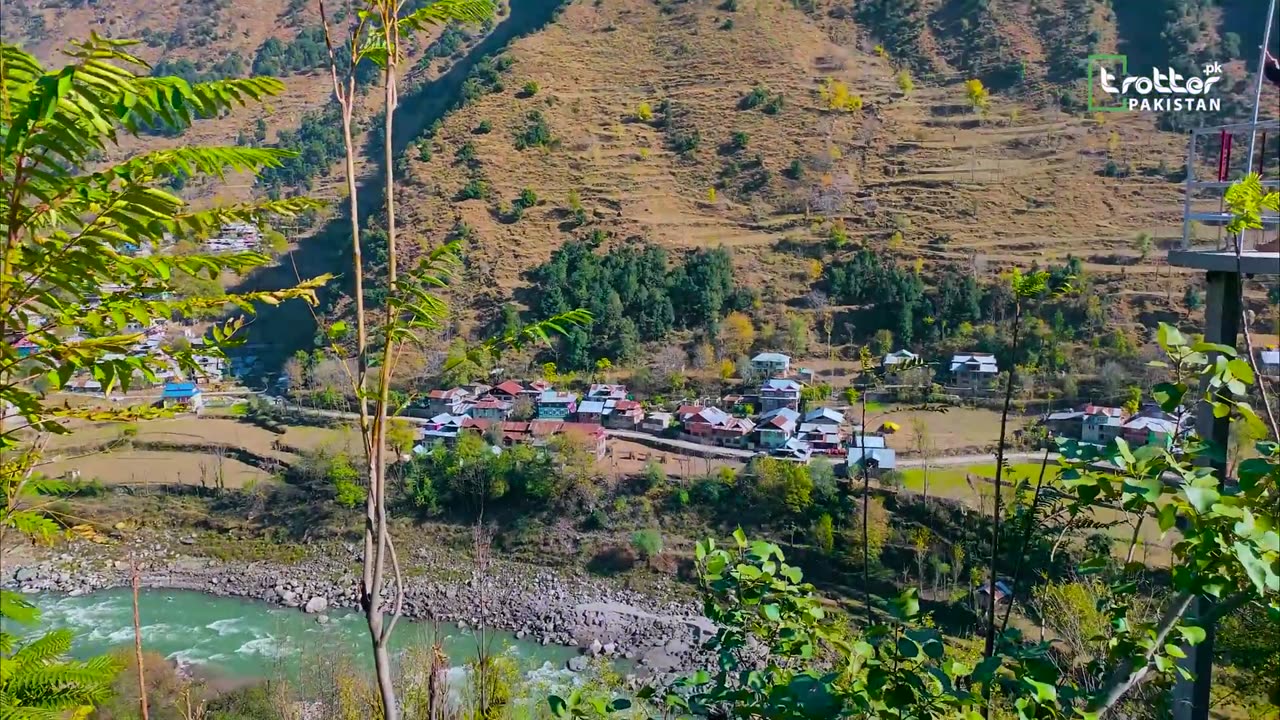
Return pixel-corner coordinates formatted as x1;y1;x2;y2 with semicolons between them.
0;37;327;547
812;513;834;554
1135;231;1154;262
754;457;813;515
631;529;663;559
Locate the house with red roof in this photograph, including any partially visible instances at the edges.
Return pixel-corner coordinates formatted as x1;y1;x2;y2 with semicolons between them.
604;399;644;430
489;380;526;403
426;387;471;416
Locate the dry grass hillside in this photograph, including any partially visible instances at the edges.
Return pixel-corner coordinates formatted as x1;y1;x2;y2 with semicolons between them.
5;0;459;203
395;0;1272;335
7;0;1277;348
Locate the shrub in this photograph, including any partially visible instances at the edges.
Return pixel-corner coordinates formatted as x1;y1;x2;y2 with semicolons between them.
785;158;804;179
521;80;539;96
475;119;492;134
762;94;784;115
416;140;432;162
517;187;539;208
515;110;554;150
720;18;734;29
328;455;366;509
631;529;664;559
739;86;768;110
641;461;666;490
459;178;489;200
456;141;477;164
636;102;653;122
730;130;749;151
719;0;737;9
670;129;700;155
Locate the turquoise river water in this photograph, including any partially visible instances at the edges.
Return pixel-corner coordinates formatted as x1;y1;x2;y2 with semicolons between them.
15;589;580;681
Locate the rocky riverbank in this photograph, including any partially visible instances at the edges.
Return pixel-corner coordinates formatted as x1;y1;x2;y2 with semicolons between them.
2;537;716;678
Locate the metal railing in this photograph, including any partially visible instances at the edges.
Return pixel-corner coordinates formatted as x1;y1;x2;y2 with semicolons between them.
1180;120;1280;252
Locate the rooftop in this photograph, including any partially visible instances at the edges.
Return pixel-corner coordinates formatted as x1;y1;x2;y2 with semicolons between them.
752;352;791;363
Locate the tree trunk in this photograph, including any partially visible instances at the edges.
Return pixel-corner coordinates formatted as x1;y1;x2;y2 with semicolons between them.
983;300;1022;718
131;558;150;720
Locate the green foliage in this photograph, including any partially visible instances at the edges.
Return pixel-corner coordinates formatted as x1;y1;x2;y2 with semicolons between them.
459;178;489;200
403;430;599;515
812;513;834;554
1;589;120;717
0;36;328;549
258;108;344;192
531;241;751;369
327;454;367;509
475;118;492;134
520;79;540;96
515;110;555;150
737;85;770;110
517;187;539;209
856;0;928;71
752;457;813;516
631;528;664;559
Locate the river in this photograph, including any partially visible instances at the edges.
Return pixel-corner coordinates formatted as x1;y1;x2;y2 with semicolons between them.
18;589;580;681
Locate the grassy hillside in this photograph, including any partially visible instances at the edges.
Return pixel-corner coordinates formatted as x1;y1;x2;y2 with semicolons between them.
391;0;1273;341
8;0;1278;364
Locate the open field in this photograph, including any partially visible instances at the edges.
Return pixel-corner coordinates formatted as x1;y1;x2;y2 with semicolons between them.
877;406;1027;453
40;450;273;489
899;460;1173;564
39;417;362;488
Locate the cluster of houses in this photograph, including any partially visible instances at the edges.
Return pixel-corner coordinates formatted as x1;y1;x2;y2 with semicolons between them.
411;380;632;460
410;351;903;474
202;222;263;254
1043;403;1190;449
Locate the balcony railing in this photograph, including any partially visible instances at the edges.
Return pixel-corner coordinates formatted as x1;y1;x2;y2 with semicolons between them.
1169;120;1280;274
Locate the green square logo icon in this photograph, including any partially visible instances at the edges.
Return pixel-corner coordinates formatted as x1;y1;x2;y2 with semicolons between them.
1087;54;1128;112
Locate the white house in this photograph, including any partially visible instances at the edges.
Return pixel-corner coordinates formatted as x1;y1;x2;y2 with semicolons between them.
949;353;999;390
882;349;919;372
750;352;792;376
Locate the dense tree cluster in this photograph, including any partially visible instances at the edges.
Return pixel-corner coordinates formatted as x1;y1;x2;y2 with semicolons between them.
251;27;380;87
403;431;601;515
825;251;1101;371
531;241;752;369
256;108;344;193
152;53;246;85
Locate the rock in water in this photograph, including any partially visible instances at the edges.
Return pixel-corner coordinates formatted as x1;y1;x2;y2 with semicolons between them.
567;656;589;672
304;596;329;614
316;614;330;625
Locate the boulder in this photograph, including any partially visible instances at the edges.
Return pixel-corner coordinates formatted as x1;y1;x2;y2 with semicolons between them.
588;639;603;656
14;568;37;583
304;596;329;614
567;656;589;672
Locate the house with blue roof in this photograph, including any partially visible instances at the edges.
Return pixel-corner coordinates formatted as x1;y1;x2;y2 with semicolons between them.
161;382;203;412
537;390;578;420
